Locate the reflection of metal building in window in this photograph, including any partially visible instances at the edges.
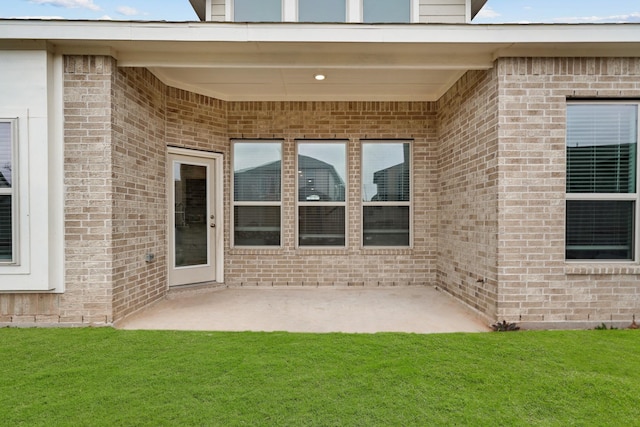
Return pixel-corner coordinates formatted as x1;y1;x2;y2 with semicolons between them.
372;162;409;201
297;155;345;202
0;170;9;188
234;160;282;202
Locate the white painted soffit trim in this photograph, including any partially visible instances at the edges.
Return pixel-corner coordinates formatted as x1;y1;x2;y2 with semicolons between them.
1;20;640;44
2;20;639;102
1;21;639;63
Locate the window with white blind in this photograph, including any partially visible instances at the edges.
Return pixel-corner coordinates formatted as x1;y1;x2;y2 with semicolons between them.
234;0;282;22
0;119;16;264
297;141;347;247
363;0;410;23
566;103;638;261
232;140;282;246
362;141;411;247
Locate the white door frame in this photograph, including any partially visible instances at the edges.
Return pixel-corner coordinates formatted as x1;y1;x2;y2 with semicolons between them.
167;147;224;286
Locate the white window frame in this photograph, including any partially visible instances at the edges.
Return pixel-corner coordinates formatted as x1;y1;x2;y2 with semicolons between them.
0;118;18;265
361;139;413;248
226;0;418;23
296;140;348;248
231;139;283;248
565;101;640;263
0;51;64;292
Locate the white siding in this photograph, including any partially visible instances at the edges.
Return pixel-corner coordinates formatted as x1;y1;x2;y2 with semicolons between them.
0;49;64;292
419;0;466;23
210;0;226;21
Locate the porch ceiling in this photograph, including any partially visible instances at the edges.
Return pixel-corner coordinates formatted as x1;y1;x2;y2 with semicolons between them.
3;20;640;101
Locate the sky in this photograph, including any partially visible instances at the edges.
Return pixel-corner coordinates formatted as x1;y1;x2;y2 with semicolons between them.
0;0;639;23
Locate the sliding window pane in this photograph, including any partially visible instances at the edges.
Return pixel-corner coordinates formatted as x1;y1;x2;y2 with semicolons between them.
363;206;409;246
566;200;634;260
299;0;345;22
234;206;281;246
0;121;13;262
233;141;282;247
567;104;637;193
298;143;346;202
362;143;410;202
299;206;345;246
234;142;281;202
0;196;11;260
234;0;281;22
363;0;410;23
0;122;11;188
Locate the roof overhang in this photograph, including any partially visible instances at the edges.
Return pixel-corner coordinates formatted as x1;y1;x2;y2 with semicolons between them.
189;0;207;21
471;0;488;19
1;20;639;101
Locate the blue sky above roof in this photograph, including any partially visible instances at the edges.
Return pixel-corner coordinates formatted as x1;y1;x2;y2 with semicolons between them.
0;0;639;23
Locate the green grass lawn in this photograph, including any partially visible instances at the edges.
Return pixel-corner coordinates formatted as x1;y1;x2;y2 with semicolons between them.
1;328;638;426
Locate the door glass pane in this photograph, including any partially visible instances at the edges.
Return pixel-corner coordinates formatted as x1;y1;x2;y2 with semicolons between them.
174;163;208;267
234;0;281;22
234;206;281;246
363;206;409;246
0;195;11;260
362;143;410;202
299;206;345;246
298;143;346;202
299;0;345;22
567;104;637;193
234;142;281;202
363;0;410;23
566;200;634;260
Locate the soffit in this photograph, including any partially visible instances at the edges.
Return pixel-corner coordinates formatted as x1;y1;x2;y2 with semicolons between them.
2;20;640;101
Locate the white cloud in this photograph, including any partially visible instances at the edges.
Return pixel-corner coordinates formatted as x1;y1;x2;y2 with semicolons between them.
475;6;500;19
29;0;101;11
98;14;113;20
554;12;640;23
116;6;140;16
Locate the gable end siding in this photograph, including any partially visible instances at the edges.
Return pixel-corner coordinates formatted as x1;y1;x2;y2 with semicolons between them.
210;0;225;21
419;0;466;24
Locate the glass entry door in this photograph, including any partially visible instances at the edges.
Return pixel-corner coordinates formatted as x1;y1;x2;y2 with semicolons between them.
168;150;222;286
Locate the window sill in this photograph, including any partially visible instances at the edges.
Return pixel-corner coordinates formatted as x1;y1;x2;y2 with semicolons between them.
565;263;640;275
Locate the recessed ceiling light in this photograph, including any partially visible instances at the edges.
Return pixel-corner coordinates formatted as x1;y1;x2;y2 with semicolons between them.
314;74;326;81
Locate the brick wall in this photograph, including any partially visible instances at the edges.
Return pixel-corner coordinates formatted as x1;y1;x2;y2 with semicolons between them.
1;58;172;325
496;57;640;326
223;101;438;286
110;67;168;320
4;54;639;328
437;68;500;318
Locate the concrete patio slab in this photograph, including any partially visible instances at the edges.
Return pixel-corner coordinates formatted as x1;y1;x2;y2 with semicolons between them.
116;286;491;334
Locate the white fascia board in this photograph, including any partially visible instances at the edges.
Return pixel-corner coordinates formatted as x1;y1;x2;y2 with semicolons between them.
2;20;640;45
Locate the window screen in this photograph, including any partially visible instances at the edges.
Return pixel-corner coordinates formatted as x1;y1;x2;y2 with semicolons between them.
566;104;638;261
362;141;411;246
233;141;282;246
363;0;410;23
0;120;14;262
299;0;346;22
234;0;282;22
297;142;347;247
